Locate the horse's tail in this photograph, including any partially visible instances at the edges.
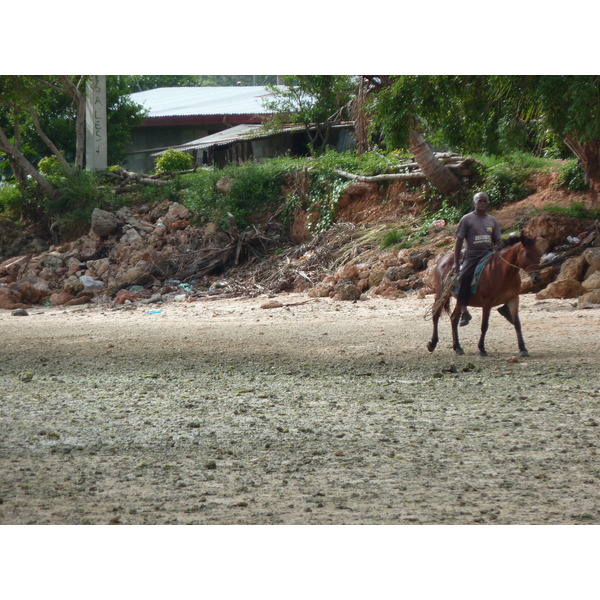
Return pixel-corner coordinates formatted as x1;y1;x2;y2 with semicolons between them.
425;260;457;320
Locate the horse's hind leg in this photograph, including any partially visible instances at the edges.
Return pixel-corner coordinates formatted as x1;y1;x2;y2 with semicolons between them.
478;306;491;356
427;304;442;352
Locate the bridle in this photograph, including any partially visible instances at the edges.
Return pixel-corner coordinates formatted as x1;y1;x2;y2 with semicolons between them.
496;248;541;274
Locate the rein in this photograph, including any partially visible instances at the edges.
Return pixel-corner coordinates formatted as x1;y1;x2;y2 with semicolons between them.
496;247;541;273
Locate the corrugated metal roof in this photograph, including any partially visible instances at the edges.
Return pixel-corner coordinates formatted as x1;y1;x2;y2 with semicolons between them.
152;122;354;156
129;86;284;118
152;124;263;155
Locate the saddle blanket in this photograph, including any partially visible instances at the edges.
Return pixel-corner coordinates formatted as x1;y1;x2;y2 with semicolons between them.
451;251;495;294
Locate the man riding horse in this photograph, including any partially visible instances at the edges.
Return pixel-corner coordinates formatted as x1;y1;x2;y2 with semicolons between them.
453;192;502;327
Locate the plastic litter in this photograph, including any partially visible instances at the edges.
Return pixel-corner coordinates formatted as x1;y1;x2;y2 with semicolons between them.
144;310;163;315
79;275;104;292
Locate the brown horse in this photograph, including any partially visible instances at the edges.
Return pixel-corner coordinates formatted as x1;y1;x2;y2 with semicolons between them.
427;233;546;357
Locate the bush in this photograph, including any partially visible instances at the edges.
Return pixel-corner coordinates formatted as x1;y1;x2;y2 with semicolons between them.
38;155;67;179
182;159;293;229
0;183;24;217
154;149;194;174
557;159;587;192
542;201;600;220
380;229;405;249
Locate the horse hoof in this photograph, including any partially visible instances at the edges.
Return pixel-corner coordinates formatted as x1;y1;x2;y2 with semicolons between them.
427;342;435;352
479;350;488;357
520;350;529;357
454;348;465;356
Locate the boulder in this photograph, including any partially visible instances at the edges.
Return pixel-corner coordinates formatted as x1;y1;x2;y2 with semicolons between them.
536;279;587;299
17;281;43;304
578;290;600;306
91;208;121;237
307;282;334;298
114;289;140;304
368;269;385;288
40;253;65;271
336;263;359;280
86;258;110;279
0;255;30;279
119;226;144;248
0;287;30;310
109;261;154;292
583;248;600;271
520;266;557;294
556;255;587;282
385;265;413;282
164;203;191;223
582;270;600;291
63;276;84;295
69;235;105;261
50;291;74;306
334;281;361;301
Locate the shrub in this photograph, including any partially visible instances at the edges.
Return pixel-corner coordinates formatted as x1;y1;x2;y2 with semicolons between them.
380;229;404;249
542;201;600;220
38;155;67;179
557;159;587;192
154;149;194;174
0;183;24;217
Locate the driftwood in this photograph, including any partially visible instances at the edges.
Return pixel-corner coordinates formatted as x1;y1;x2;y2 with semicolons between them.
100;167;198;194
332;154;477;183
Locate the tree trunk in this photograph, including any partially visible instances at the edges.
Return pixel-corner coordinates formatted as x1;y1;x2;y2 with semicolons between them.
58;76;85;169
0;125;58;199
28;107;73;174
408;118;462;197
564;136;600;205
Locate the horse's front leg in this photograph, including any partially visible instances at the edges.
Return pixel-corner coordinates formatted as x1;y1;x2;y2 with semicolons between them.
478;306;491;356
508;298;529;357
450;304;464;355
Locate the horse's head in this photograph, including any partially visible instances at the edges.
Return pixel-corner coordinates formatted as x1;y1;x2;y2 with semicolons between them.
517;233;548;283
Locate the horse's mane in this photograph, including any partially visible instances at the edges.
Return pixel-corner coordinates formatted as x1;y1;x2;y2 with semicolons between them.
501;232;535;248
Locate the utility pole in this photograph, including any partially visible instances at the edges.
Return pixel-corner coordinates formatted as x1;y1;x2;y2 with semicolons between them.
85;75;107;170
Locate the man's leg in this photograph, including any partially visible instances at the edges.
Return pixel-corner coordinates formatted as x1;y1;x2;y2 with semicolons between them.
456;261;477;326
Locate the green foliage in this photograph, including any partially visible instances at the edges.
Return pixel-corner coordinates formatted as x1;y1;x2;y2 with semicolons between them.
47;170;106;219
541;201;600;220
154;149;194;174
0;183;23;216
557;159;588;191
38;155;67;178
469;152;552;207
380;229;405;249
312;149;397;176
482;166;531;207
263;76;355;153
181;158;295;229
303;173;350;233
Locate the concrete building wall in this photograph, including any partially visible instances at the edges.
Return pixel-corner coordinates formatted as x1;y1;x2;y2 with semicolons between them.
125;125;228;173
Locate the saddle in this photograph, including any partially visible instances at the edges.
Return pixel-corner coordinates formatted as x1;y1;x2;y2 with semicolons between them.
451;250;495;294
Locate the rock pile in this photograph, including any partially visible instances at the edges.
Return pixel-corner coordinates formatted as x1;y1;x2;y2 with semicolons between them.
0;200;246;310
0;200;599;310
307;247;433;301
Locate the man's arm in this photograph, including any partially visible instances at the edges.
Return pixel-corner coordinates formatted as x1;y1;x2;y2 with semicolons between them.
453;237;464;271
